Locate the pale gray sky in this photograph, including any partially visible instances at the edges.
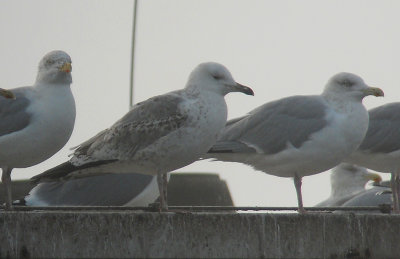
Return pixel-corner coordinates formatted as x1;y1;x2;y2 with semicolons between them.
1;0;398;206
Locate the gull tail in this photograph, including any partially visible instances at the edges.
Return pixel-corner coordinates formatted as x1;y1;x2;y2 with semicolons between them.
31;160;117;183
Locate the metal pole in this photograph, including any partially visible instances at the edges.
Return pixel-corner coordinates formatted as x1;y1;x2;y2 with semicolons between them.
129;0;139;109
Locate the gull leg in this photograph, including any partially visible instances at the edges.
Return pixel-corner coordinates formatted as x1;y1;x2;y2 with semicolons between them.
390;172;399;213
396;173;400;214
163;173;168;210
294;174;306;214
157;172;168;211
1;167;13;210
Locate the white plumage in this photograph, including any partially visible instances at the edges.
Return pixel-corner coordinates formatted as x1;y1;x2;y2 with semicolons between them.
0;50;76;209
207;72;384;213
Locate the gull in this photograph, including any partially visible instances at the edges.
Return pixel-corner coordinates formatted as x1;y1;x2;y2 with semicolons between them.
346;102;400;212
341;180;392;209
0;50;75;210
315;163;381;207
207;72;383;213
18;173;158;207
31;62;254;210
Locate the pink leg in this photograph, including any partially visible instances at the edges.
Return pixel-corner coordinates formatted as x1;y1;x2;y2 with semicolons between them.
391;172;399;213
157;172;168;211
1;167;13;210
294;174;306;214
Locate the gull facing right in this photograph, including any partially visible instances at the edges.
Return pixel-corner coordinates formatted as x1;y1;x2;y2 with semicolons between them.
316;163;381;207
207;72;383;213
32;62;254;211
346;102;400;213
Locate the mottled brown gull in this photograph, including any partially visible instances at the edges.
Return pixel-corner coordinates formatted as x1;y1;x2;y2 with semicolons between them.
32;62;254;210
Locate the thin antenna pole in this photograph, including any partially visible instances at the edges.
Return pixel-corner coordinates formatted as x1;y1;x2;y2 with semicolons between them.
129;0;139;109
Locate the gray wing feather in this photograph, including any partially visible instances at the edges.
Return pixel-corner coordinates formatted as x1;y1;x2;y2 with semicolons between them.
27;173;155;206
216;95;328;154
358;103;400;153
73;91;188;159
0;87;32;137
342;186;392;207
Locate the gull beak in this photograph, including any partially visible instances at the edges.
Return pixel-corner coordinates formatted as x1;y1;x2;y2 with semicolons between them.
363;86;384;97
365;172;382;184
230;83;254;96
59;62;72;73
0;88;16;100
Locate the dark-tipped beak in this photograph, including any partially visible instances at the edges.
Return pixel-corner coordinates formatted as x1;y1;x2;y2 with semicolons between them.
233;83;254;96
0;88;16;100
363;86;384;97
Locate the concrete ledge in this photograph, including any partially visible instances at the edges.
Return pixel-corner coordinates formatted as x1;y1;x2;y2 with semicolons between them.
0;211;399;258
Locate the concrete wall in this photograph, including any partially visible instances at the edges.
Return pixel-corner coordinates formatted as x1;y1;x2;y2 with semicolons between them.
0;211;399;258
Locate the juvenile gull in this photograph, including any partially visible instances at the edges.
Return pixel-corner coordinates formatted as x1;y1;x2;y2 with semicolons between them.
0;50;76;210
19;173;158;206
207;72;383;213
32;62;254;210
346;102;400;212
315;163;381;207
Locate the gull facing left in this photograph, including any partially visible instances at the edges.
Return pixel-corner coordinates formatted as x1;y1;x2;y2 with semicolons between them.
32;62;253;210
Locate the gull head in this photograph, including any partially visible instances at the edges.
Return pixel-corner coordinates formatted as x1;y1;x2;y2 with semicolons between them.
331;163;382;195
36;50;72;85
186;62;254;96
323;72;384;101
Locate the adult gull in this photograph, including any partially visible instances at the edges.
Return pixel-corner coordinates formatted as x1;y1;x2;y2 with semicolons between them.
32;62;254;210
345;102;400;212
341;180;392;210
315;163;381;207
0;50;76;210
207;72;383;213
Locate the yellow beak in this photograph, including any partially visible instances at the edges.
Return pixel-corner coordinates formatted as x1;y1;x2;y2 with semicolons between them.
0;88;16;100
60;62;72;73
365;172;382;183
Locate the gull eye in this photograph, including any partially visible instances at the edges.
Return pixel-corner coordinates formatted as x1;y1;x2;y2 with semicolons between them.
46;59;55;65
212;75;223;80
341;79;354;87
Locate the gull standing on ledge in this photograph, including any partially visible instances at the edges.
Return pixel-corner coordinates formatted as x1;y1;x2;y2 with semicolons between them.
32;62;254;210
315;163;381;207
345;102;400;213
207;72;383;213
0;50;76;210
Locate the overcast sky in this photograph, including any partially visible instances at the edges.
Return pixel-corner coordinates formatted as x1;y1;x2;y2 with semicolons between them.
1;1;399;207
